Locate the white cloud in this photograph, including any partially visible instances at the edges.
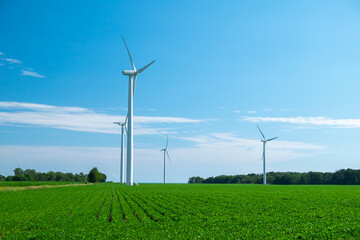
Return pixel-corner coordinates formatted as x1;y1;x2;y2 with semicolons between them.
247;110;256;114
233;110;241;113
243;116;360;128
2;58;21;64
0;102;87;112
21;70;45;78
0;135;326;182
0;101;202;135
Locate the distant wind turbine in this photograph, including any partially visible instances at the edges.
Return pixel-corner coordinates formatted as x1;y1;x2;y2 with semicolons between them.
122;35;155;186
256;125;278;185
160;135;171;184
113;118;127;184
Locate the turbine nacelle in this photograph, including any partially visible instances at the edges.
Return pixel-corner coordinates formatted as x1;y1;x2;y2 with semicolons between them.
122;70;137;76
261;137;278;143
113;121;126;127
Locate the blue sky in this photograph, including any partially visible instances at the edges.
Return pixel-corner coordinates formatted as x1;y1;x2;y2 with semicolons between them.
1;0;360;182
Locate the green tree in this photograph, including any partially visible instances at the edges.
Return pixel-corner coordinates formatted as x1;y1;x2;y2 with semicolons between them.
55;172;65;181
188;176;204;184
78;172;87;182
100;173;107;183
88;167;103;183
14;167;24;177
13;168;26;181
309;172;323;184
299;173;309;184
47;171;56;181
24;169;36;181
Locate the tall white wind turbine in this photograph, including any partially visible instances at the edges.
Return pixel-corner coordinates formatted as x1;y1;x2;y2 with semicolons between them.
122;35;155;186
113;118;127;184
257;125;278;185
160;135;171;184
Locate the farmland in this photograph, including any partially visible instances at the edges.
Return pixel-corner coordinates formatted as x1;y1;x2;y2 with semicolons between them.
0;184;359;239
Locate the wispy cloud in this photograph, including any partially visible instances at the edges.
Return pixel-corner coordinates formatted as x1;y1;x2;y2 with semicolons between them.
0;51;45;78
2;58;22;64
21;70;45;78
261;108;292;112
233;110;241;113
0;101;202;135
179;133;324;150
247;110;256;114
242;116;360;128
0;102;87;112
137;108;155;111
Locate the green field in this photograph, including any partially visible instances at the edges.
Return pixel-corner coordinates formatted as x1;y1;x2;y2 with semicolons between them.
0;184;359;239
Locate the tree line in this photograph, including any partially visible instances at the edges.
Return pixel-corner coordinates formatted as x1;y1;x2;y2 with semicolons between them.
188;169;360;185
0;167;107;183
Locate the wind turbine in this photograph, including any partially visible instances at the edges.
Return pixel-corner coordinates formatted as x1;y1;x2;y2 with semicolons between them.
256;125;278;185
160;135;171;184
122;35;155;186
113;118;127;184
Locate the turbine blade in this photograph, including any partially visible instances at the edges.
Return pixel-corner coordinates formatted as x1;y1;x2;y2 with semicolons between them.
256;125;266;140
113;122;120;125
124;115;128;133
166;150;171;163
266;137;278;142
121;35;136;71
166;135;168;149
136;60;155;74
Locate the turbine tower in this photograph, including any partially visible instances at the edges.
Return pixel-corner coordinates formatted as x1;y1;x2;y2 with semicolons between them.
256;125;278;185
122;35;155;186
160;135;171;184
113;118;127;184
